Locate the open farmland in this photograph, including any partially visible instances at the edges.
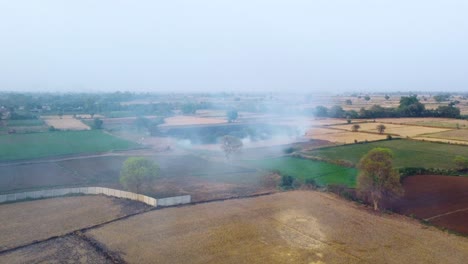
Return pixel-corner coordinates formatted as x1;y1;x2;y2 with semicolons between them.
306;127;387;144
376;117;468;129
0;130;139;161
308;139;468;169
249;157;357;187
391;175;468;235
0;196;149;250
42;115;90;130
161;116;227;126
83;191;468;264
0;155;276;202
329;122;451;138
420;129;468;142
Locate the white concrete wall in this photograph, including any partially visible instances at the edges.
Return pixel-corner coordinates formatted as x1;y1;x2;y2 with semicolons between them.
0;187;163;207
157;195;191;207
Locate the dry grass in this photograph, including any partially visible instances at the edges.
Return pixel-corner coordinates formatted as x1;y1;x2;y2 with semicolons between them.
161;116;227;126
0;196;148;250
306;127;386;143
376;118;468;129
86;191;468;264
43;115;90;130
420;129;468;142
413;137;468;145
330;123;451;138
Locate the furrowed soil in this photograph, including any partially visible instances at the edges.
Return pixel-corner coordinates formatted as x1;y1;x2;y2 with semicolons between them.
390;175;468;235
0;196;150;250
86;191;468;264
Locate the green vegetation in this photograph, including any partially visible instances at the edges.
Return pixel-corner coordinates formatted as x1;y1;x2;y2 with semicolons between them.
249;157;357;187
6;119;45;127
0;130;139;161
120;157;160;193
357;148;402;211
308;139;468;169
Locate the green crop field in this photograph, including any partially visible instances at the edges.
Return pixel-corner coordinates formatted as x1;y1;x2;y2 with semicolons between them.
6;119;45;127
308;139;468;169
0;130;139;161
249;157;357;187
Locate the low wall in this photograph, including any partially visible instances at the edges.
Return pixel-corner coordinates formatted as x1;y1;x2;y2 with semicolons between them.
0;187;191;208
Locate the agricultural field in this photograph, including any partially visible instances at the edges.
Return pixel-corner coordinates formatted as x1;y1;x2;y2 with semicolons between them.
42;115;90;130
376;117;468;129
161;116;227;127
0;196;149;250
329;122;451;138
391;175;468;235
305;127;387;144
420;129;468;142
0;155;276;202
307;139;468;169
248;157;357;187
0;130;139;161
83;191;468;263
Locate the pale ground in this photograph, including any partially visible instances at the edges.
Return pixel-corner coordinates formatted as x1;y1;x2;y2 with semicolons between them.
329;123;451;138
42;115;90;130
414;137;468;145
87;191;468;264
306;127;387;144
418;129;468;142
0;196;146;250
161;116;227;126
375;117;468;129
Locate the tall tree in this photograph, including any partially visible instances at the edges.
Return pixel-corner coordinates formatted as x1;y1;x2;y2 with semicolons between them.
376;124;386;134
221;135;243;159
226;109;238;123
120;157;160;193
357;148;403;211
351;124;361;132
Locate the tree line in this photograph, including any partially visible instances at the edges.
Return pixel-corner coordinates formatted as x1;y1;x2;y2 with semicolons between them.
311;95;462;119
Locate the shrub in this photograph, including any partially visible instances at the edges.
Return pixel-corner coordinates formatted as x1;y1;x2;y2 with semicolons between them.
281;175;294;188
283;147;298;154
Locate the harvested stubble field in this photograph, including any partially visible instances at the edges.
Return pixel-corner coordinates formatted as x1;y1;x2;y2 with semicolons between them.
42;115;90;130
161;116;227;126
376;117;468;129
308;139;468;169
0;196;150;250
420;129;468;142
305;127;387;144
85;191;468;264
0;155;275;202
329;122;451;138
390;175;468;235
0;130;138;161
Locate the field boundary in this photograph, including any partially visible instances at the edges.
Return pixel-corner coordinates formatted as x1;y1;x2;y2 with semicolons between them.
0;187;191;208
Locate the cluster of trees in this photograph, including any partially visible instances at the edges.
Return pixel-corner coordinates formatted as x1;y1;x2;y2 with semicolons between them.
312;95;462;119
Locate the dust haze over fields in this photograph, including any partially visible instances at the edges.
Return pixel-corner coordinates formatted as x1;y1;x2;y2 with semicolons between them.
1;1;468;93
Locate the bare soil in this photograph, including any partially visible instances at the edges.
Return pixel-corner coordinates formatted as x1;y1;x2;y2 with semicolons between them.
86;191;468;264
43;115;90;130
0;196;150;250
0;235;113;264
391;175;468;235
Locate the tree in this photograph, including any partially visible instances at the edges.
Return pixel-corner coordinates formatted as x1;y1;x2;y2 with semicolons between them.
384;95;390;100
454;156;468;171
120;157;160;193
364;95;371;101
329;105;345;118
345;99;352;105
351;124;361;132
314;106;328;117
181;103;197;115
135;116;150;131
220;135;243;158
357;148;403;211
376;124;386;134
92;118;103;129
398;95;425;117
227;109;238;123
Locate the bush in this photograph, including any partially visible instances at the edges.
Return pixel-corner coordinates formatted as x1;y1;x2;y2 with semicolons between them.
281;175;294;188
283;147;298;154
387;135;393;140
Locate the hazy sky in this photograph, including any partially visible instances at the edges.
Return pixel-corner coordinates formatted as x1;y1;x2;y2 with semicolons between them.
1;1;467;93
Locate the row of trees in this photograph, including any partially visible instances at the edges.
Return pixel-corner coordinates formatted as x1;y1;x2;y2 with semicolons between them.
312;96;462;119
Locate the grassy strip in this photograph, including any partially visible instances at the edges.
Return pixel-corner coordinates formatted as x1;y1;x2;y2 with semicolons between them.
307;139;468;169
0;130;139;161
248;157;357;187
